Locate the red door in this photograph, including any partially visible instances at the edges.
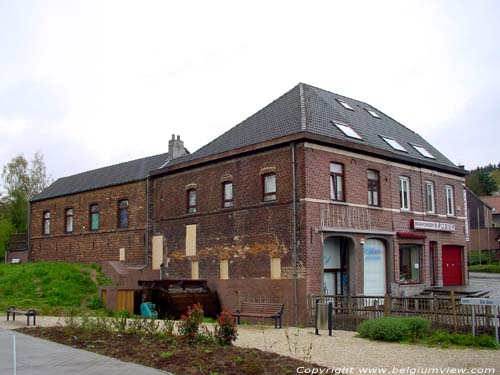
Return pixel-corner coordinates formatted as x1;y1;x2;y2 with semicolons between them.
442;246;463;286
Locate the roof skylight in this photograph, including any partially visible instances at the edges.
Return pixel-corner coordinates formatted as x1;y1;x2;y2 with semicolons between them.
411;144;435;159
380;136;407;152
337;99;354;111
333;122;363;140
366;108;380;118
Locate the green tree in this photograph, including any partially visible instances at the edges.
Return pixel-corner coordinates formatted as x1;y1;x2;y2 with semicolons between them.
1;152;52;233
466;170;498;196
0;216;15;260
491;170;500;194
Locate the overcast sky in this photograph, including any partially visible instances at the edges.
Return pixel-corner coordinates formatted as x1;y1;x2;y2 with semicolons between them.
1;1;499;187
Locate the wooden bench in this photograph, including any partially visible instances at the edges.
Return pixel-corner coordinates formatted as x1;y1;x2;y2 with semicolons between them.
6;306;37;326
232;302;284;328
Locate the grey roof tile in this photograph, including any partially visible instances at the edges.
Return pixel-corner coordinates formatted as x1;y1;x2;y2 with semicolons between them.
166;83;457;170
32;152;169;202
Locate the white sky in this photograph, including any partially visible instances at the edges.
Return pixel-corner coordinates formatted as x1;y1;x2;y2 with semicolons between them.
1;0;499;186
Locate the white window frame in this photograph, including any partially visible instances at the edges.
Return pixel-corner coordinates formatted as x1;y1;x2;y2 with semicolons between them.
399;176;410;211
425;181;435;214
445;185;455;216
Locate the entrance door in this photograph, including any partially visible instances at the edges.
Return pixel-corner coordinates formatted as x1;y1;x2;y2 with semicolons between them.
442;245;463;286
323;237;349;295
363;239;386;295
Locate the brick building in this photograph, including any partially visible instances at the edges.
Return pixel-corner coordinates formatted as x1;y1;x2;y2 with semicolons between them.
28;83;468;323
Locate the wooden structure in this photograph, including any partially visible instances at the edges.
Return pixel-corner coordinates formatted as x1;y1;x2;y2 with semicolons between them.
6;305;37;326
309;294;500;336
232;302;284;328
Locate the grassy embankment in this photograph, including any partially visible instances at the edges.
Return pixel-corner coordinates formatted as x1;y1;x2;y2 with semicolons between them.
0;262;111;315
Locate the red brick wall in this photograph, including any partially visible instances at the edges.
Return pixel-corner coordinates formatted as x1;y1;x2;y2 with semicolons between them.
151;145;306;280
301;143;467;296
30;181;148;265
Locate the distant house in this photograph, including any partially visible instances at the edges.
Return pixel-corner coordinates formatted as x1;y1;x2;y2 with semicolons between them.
466;188;498;250
28;83;469;321
479;196;500;228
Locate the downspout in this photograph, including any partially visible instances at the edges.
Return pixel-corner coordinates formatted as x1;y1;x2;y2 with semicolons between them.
27;201;31;261
291;142;298;323
145;176;150;268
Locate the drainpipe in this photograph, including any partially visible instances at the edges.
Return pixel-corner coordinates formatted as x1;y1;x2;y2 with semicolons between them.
27;201;31;261
145;176;150;268
291;142;298;323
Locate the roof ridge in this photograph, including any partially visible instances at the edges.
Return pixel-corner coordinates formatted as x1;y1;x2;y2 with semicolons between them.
189;84;302;156
55;151;169;181
299;83;307;130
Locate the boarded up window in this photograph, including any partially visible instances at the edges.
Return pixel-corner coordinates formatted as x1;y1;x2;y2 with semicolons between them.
191;260;199;280
270;258;281;280
220;259;229;280
186;224;197;256
152;235;164;270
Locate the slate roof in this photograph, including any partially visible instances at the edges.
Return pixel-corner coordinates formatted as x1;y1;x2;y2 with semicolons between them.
164;83;459;172
32;152;169;202
34;83;464;202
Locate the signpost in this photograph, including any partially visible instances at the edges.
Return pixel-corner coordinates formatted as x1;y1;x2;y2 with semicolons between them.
460;298;500;344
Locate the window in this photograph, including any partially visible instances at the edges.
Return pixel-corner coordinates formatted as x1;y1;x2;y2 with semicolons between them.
399;245;421;283
367;169;380;206
330;163;345;201
65;208;73;233
366;108;381;118
446;185;455;216
222;182;234;208
381;136;408;152
399;176;410;211
187;189;197;213
263;173;276;202
411;144;435;159
89;204;99;231
43;211;50;235
337;99;354;110
425;181;435;213
118;199;129;228
333;122;363;140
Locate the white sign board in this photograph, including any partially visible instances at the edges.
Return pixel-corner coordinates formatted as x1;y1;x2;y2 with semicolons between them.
460;298;500;306
412;220;456;232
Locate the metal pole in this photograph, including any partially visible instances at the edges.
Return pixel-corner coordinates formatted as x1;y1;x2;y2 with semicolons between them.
328;302;333;336
494;309;499;345
472;307;476;336
315;299;319;335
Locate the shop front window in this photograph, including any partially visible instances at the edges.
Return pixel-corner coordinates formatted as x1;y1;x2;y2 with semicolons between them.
399;244;421;283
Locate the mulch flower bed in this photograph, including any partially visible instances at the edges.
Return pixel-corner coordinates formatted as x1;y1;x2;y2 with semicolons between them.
19;326;325;375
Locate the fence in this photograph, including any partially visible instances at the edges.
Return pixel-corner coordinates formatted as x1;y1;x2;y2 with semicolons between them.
468;249;500;266
309;294;500;335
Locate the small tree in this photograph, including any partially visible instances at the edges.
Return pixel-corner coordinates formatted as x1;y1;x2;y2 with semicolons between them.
214;308;238;346
0;216;15;261
178;303;204;343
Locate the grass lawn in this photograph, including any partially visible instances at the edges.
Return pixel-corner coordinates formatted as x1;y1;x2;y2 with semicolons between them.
0;262;111;315
468;264;500;273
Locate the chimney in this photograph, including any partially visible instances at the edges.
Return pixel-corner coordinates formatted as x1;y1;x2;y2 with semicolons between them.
168;134;186;160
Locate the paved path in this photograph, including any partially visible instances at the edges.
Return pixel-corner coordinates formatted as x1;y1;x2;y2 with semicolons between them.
0;329;169;375
469;272;500;297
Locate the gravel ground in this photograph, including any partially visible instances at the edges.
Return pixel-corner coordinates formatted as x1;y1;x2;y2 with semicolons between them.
1;315;498;372
234;325;500;372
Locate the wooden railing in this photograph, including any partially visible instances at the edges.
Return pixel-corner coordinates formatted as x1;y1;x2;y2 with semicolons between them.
309;294;500;333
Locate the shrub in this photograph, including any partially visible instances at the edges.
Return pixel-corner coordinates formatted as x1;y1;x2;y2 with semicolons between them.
214;308;238;346
468;264;500;273
178;303;204;343
358;317;430;342
87;295;103;310
424;330;498;349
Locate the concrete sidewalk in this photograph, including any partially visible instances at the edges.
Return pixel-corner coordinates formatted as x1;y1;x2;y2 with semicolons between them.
0;329;170;375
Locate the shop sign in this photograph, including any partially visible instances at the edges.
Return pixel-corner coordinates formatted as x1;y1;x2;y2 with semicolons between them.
411;219;456;232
